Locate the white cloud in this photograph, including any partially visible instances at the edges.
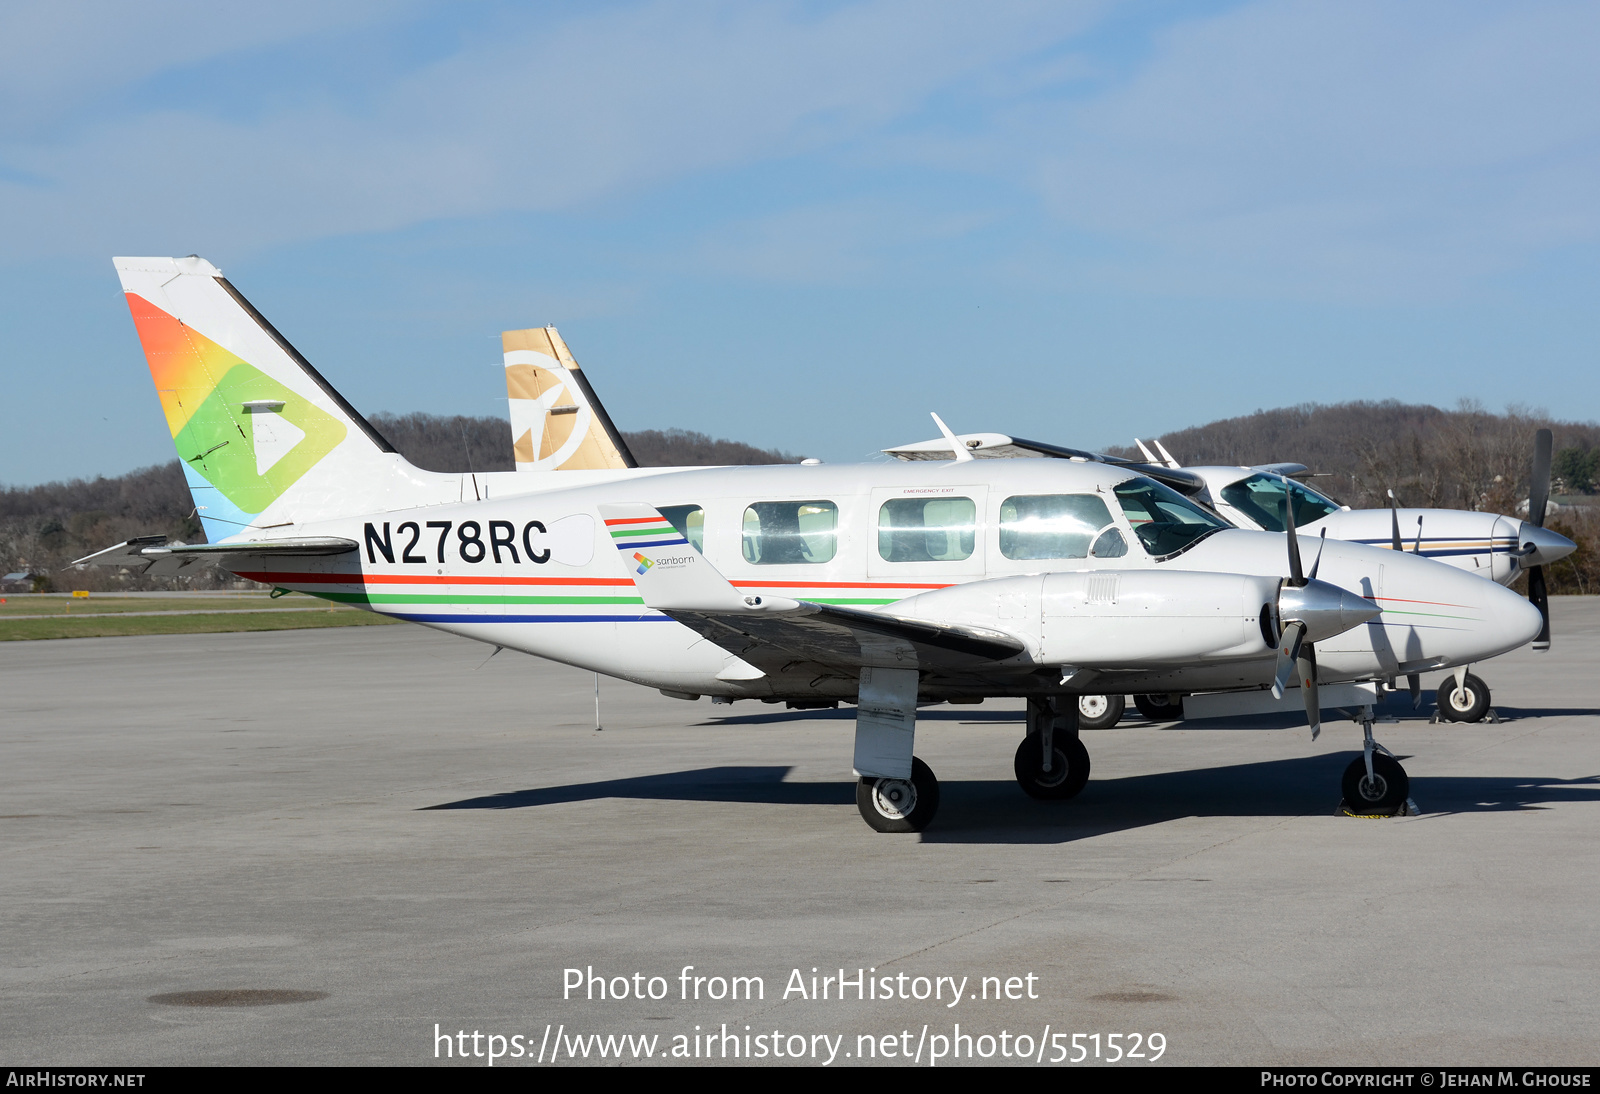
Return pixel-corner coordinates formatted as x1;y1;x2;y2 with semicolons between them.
0;1;1104;258
0;1;411;138
1021;0;1600;300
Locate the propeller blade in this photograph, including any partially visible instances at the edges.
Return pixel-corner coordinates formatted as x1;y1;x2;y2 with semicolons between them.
1529;428;1553;529
1298;642;1320;739
1529;564;1551;651
1407;672;1421;710
1388;489;1403;552
1271;619;1306;699
1307;528;1327;582
1413;515;1424;554
1284;496;1305;586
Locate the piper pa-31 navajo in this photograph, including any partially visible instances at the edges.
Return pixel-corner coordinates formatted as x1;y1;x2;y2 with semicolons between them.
81;256;1545;832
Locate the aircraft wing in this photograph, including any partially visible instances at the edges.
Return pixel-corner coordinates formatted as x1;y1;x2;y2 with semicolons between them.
599;505;1025;676
882;431;1209;497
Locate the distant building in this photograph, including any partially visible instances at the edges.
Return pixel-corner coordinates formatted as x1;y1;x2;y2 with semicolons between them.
1;571;39;592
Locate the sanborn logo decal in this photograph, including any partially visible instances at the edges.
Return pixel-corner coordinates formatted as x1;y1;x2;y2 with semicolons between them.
633;552;654;575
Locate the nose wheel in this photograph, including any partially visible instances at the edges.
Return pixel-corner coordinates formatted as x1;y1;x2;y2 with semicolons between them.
1435;672;1491;722
856;757;940;832
1339;706;1413;815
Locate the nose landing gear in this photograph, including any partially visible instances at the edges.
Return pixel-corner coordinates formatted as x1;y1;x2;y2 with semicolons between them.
1339;706;1417;817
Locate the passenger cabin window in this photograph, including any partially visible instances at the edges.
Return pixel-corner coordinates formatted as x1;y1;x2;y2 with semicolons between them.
657;505;705;552
878;497;977;562
1220;473;1341;532
742;501;837;565
1113;478;1228;558
999;494;1117;560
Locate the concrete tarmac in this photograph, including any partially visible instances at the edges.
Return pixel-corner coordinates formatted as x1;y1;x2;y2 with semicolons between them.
3;600;1599;1067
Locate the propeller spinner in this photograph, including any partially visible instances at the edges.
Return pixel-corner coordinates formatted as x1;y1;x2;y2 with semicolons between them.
1271;498;1380;736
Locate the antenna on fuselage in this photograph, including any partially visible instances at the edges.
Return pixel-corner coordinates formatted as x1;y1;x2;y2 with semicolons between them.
930;412;975;463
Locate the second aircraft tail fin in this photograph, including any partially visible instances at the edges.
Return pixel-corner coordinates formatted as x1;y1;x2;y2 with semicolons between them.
503;327;636;472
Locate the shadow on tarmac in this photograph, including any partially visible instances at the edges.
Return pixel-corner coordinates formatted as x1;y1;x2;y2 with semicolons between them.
422;757;1600;843
695;708;1024;727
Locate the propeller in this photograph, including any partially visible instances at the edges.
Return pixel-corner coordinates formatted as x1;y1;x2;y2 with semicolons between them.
1527;428;1553;651
1271;497;1347;739
1388;489;1403;552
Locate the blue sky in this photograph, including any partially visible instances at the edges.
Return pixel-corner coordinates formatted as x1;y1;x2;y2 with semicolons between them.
2;0;1597;484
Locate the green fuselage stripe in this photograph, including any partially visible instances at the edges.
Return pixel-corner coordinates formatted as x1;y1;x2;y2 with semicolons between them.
1380;609;1478;622
609;526;675;539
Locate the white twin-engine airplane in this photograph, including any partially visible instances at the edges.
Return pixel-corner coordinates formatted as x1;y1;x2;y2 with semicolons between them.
82;256;1545;833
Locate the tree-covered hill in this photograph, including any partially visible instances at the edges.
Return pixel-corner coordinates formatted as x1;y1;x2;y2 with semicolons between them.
3;403;1594;593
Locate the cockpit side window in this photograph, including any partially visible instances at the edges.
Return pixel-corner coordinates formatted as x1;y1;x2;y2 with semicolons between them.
878;497;977;562
742;501;837;565
1113;478;1228;558
657;505;704;552
1220;473;1341;532
999;494;1117;560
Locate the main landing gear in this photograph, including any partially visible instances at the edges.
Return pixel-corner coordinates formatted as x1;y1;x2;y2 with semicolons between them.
1015;696;1090;800
1077;693;1126;730
1340;706;1413;816
856;758;941;833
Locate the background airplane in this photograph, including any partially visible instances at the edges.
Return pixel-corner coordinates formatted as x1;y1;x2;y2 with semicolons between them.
82;256;1544;832
883;429;1575;728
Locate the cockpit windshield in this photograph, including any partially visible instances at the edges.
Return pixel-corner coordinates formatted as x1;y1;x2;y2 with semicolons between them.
1220;473;1341;532
1112;478;1229;558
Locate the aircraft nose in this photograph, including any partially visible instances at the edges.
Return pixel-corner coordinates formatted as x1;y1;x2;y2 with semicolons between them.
1279;578;1384;643
1486;577;1545;649
1519;522;1576;567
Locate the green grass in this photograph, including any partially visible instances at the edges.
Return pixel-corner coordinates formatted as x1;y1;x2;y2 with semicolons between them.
0;595;297;617
0;606;400;641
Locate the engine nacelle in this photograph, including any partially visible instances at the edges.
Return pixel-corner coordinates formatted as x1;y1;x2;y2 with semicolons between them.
892;570;1283;668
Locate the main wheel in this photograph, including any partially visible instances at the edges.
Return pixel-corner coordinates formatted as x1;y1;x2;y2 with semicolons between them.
1133;693;1183;721
856;757;940;832
1013;734;1091;800
1435;673;1490;722
1341;753;1410;813
1078;694;1126;730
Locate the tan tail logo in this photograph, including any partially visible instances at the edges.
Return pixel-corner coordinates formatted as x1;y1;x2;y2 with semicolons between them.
503;327;634;471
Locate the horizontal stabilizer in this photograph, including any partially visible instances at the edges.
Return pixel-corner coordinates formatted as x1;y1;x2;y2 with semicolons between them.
1253;462;1312;479
75;536;357;571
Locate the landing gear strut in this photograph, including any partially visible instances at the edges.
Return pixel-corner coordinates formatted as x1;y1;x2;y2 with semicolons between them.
1015;696;1090;800
1340;706;1411;815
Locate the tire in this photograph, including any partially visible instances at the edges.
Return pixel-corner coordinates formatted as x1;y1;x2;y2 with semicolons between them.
1133;693;1183;721
1013;734;1091;800
1341;753;1410;813
1435;673;1490;722
1078;694;1126;730
856;757;940;833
